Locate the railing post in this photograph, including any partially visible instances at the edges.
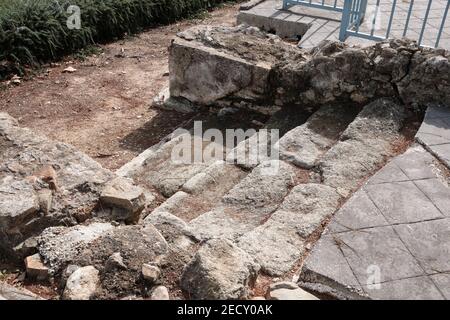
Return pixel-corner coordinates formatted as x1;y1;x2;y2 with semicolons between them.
359;0;368;22
339;0;353;41
282;0;290;10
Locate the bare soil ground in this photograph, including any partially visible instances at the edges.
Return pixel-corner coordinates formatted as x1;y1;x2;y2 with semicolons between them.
0;4;239;171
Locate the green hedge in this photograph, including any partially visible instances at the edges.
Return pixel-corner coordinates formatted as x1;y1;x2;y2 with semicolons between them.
0;0;231;76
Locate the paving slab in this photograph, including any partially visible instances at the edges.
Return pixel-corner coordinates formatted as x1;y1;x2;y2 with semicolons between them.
416;104;450;169
363;276;444;300
394;219;450;274
365;181;443;224
300;137;450;299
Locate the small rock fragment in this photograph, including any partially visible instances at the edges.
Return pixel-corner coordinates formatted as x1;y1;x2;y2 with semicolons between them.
63;266;100;300
142;264;161;284
62;66;77;73
268;282;319;300
24;253;49;281
151;286;169;300
105;252;127;271
100;177;146;223
37;189;53;214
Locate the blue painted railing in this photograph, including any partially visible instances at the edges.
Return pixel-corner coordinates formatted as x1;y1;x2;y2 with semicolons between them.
283;0;450;48
283;0;345;12
339;0;450;48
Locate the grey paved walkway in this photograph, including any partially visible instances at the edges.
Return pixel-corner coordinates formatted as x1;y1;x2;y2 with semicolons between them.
241;0;450;49
300;105;450;300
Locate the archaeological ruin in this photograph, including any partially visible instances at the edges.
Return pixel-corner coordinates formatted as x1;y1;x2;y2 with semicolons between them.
1;0;450;301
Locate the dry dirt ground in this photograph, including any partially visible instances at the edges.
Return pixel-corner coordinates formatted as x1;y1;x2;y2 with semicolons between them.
0;4;240;171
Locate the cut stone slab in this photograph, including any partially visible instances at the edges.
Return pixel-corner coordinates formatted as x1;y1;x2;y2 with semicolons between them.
364;276;444;300
181;239;260;300
169;24;303;107
365;181;443;224
123;132;225;198
222;160;296;214
189;207;263;241
302;143;450;300
414;178;450;216
335;226;424;285
428;143;450;169
392;146;436;181
430;274;450;300
326;189;389;233
100;177;146;223
276;104;358;169
299;235;366;300
237;183;340;276
63;266;100;300
237;11;309;39
394;219;450;274
25;253;49;281
319;98;406;197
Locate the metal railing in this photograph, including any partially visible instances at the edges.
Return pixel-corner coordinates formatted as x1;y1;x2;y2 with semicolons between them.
339;0;450;48
282;0;345;12
283;0;449;48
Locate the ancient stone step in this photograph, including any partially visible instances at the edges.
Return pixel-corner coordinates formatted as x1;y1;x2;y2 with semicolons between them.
146;161;247;223
237;183;341;276
319;98;407;197
188;160;298;241
120;131;229;198
226;107;312;169
276;104;360;169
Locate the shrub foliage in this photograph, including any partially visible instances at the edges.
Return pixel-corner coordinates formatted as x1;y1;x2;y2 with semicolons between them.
0;0;229;73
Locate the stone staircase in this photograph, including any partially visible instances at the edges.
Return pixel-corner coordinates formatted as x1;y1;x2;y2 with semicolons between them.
145;97;406;273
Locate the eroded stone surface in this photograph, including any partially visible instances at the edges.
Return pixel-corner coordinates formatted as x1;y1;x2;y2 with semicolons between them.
181;239;260;299
237;184;340;276
170;25;304;107
277;104;358;169
63;266;100;300
0;113;116;257
319;98;406;197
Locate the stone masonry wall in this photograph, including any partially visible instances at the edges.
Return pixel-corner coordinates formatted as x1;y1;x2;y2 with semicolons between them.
169;25;450;112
